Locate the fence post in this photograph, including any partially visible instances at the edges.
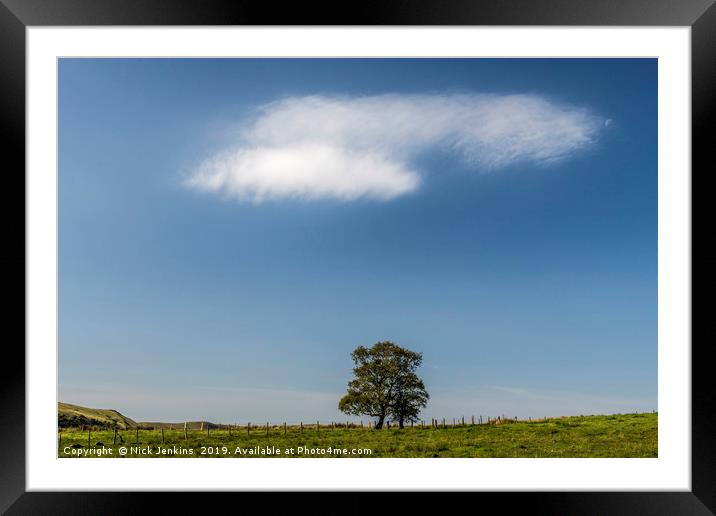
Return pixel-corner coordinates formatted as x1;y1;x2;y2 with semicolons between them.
442;418;445;429
207;423;210;438
266;422;269;436
59;429;62;448
113;427;117;445
229;425;231;437
317;421;320;434
88;428;91;448
200;422;203;432
300;421;303;433
248;422;251;436
462;416;465;426
184;422;188;440
161;427;164;443
136;427;139;444
471;416;474;425
284;422;287;435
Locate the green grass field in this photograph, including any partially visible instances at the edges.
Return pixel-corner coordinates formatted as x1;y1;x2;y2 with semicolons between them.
58;412;657;458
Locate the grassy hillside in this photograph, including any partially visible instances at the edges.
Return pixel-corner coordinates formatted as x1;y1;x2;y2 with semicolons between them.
58;403;138;429
58;412;657;458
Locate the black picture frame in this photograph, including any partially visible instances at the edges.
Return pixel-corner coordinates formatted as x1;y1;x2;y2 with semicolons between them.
4;0;711;513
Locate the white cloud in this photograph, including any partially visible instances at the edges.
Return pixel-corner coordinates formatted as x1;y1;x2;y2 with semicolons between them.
186;143;419;203
186;93;605;202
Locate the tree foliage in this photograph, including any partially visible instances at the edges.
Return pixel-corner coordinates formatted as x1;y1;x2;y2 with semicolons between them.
338;341;429;429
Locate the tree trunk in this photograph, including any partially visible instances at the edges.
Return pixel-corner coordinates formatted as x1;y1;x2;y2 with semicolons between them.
398;416;405;429
375;415;385;429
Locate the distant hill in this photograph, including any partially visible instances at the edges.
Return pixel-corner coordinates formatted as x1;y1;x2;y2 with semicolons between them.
58;402;138;429
58;403;220;430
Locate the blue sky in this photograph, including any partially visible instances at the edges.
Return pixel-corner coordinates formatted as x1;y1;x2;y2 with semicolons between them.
58;58;657;423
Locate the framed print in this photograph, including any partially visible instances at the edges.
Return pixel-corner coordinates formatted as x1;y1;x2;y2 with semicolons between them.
5;0;711;513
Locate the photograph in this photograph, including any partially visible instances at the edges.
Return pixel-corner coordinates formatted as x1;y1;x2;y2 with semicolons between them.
56;57;658;460
7;6;707;509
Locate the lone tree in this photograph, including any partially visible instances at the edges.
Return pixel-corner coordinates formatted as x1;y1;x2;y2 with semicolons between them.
338;341;429;429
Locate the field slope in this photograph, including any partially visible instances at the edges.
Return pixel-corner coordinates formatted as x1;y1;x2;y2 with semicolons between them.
58;402;138;429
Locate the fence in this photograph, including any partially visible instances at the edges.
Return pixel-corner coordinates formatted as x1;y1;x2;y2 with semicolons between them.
58;411;657;448
57;414;566;448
